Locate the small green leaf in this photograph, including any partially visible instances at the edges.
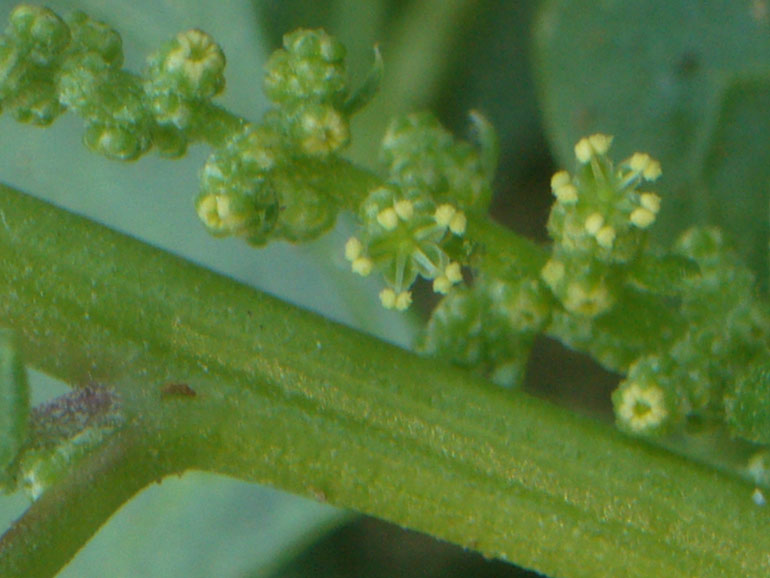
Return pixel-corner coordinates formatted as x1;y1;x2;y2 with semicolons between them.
0;328;29;481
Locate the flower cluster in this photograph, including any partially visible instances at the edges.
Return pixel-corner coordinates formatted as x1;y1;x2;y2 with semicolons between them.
144;28;226;156
344;112;496;310
345;186;467;310
542;134;662;317
0;6;231;159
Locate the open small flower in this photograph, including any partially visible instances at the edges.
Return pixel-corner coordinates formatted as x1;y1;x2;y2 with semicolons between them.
616;382;668;434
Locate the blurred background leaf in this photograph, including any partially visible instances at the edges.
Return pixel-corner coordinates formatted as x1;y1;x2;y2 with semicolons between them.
534;0;770;288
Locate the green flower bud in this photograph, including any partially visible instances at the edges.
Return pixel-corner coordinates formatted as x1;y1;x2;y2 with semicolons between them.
419;281;535;387
67;11;123;68
263;28;347;107
381;112;492;211
541;257;616;317
143;29;225;132
196;125;281;244
56;51;112;111
78;71;152;160
8;5;70;66
9;78;61;124
269;170;338;242
0;7;69;125
288;102;349;156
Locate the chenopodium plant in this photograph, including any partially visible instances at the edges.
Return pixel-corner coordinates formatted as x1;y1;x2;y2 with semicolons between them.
2;0;770;560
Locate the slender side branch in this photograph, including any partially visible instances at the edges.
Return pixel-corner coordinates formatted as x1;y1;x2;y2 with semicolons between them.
1;183;769;578
0;426;179;578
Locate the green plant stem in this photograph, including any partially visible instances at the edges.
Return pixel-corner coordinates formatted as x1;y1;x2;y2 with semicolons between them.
0;426;176;578
1;185;770;578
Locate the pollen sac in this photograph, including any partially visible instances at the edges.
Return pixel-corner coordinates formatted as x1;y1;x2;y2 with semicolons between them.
381;112;493;212
263;28;347;108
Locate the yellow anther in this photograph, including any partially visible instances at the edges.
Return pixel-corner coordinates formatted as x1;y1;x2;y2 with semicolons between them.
449;211;467;235
351;257;373;276
434;204;456;227
629;153;650;173
541;259;565;287
629;153;662;181
394;199;414;220
433;276;451;294
643;159;662;181
584;212;604;235
595;225;616;249
575;134;613;163
379;288;397;309
640;192;661;213
630;207;656;229
550;170;571;191
395;291;413;311
588;134;613;155
344;237;363;261
196;194;219;228
554;183;578;205
445;262;463;283
574;138;593;164
377;207;399;231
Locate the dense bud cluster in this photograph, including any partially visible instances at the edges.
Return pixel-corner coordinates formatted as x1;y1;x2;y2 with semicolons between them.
420;274;550;387
612;227;770;435
264;29;350;156
381;112;493;211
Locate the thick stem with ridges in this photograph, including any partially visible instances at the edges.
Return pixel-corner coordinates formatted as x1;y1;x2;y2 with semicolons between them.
0;184;769;577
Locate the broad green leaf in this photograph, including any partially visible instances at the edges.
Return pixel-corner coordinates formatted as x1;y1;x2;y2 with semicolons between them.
534;0;770;284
